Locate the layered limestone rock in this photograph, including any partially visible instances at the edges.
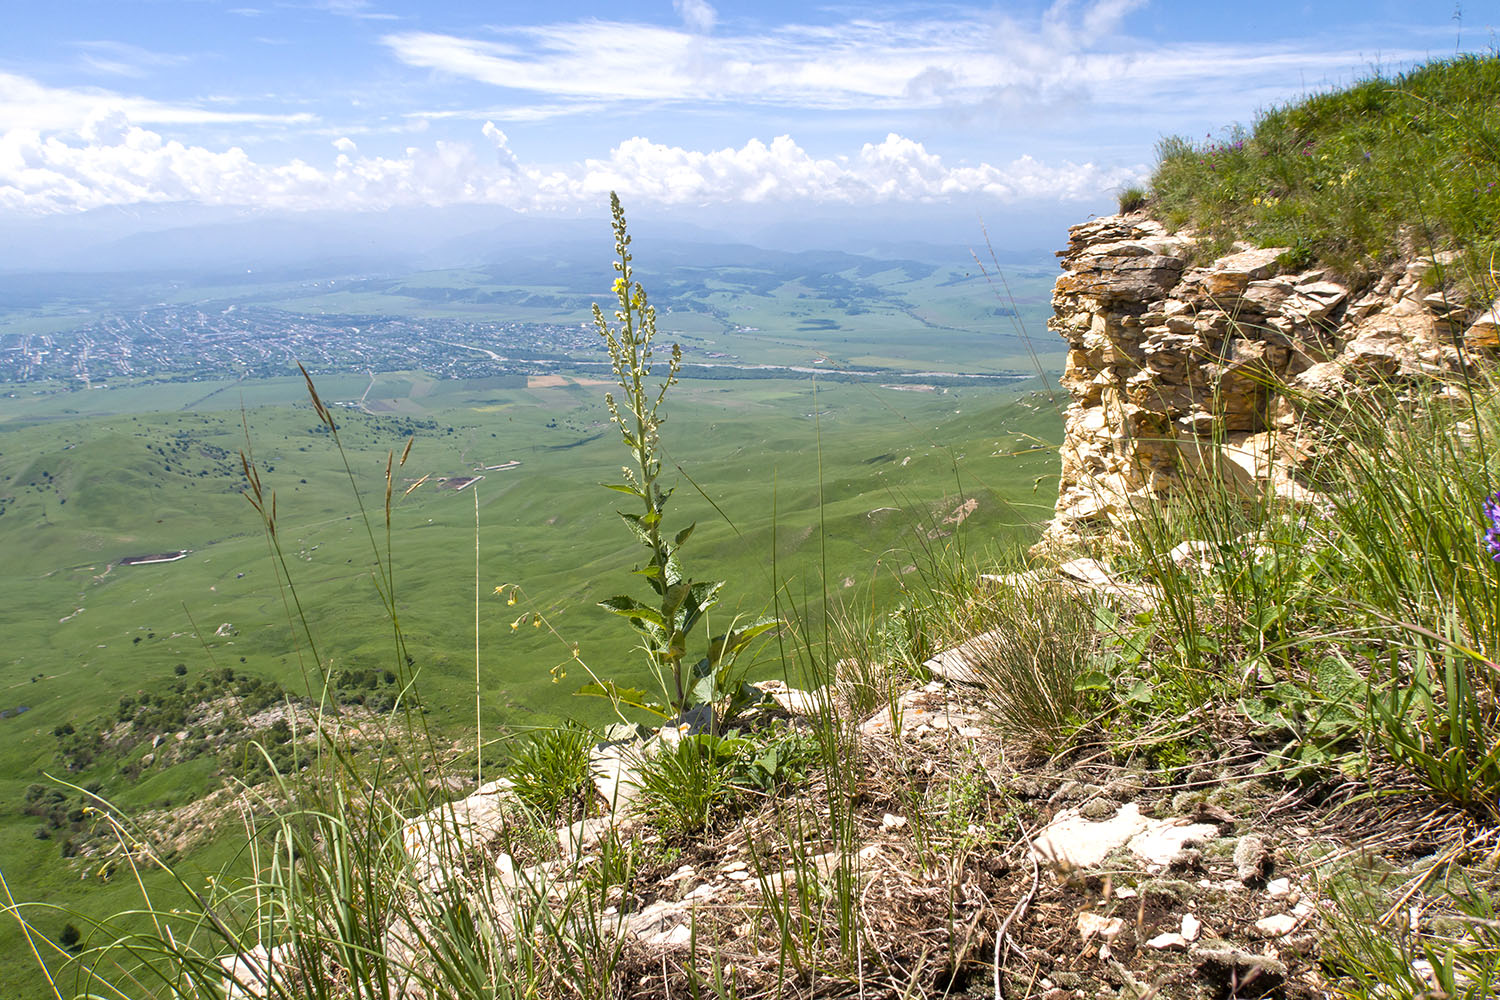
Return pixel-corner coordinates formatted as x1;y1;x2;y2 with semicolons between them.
1039;212;1494;551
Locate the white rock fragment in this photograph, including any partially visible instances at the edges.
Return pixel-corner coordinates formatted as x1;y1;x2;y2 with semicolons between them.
1077;911;1126;942
1254;913;1299;937
882;812;907;831
1033;802;1151;868
1147;932;1188;951
1127;817;1220;867
1181;912;1202;941
1265;877;1291;898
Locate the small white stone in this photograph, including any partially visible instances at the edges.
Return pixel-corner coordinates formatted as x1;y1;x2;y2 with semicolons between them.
1181;913;1202;941
1293;900;1314;918
648;923;692;947
1254;913;1299;937
1077;911;1125;941
882;812;907;831
1115;886;1138;899
1147;932;1187;950
724;870;751;882
1265;877;1291;898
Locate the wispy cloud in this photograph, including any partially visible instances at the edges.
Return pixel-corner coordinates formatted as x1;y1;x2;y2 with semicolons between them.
74;40;191;79
674;0;717;35
0;73;317;132
313;0;399;22
380;2;1436;122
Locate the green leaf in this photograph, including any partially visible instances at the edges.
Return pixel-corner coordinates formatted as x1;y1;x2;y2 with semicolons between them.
1073;670;1111;693
598;595;666;629
574;681;672;719
687;580;724;615
616;512;653;547
688;672;717;707
674;522;696;547
707;617;780;664
601;483;645;499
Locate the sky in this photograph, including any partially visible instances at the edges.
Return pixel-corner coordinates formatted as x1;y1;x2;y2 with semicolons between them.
0;0;1493;247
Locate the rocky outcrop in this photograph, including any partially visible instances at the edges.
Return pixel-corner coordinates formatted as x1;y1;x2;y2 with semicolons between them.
1040;213;1492;551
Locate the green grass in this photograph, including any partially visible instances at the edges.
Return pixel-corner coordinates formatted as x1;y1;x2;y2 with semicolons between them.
1148;54;1500;276
0;372;1061;998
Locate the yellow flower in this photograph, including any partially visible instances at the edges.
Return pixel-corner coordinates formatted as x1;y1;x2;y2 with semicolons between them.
612;277;626;294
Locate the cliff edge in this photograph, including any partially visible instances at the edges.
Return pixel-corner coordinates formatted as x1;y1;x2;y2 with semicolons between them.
1040;212;1500;552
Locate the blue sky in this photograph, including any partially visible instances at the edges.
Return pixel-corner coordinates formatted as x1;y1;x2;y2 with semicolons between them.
0;0;1491;225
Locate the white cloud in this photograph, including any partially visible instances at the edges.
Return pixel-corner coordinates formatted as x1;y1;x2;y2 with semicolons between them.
0;113;1143;214
674;0;716;34
333;136;358;153
380;1;1436;118
75;40;191;79
0;72;315;132
481;121;519;172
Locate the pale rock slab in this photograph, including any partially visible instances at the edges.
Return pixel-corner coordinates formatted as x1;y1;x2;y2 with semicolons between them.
1037;213;1484;555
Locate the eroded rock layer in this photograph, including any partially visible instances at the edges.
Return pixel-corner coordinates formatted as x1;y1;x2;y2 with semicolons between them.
1040;212;1497;551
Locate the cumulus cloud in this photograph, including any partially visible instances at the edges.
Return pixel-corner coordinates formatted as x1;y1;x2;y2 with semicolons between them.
0;110;1143;214
481;121;519;172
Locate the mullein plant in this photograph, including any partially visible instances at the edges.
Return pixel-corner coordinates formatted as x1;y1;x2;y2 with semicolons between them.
583;193;776;723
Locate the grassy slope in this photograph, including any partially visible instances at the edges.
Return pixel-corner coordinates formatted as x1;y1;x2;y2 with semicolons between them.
0;371;1062;994
1148;54;1500;277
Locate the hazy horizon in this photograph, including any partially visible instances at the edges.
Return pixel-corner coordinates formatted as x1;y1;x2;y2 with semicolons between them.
3;1;1493;271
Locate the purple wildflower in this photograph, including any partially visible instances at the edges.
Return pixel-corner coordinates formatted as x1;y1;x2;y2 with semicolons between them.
1485;491;1500;562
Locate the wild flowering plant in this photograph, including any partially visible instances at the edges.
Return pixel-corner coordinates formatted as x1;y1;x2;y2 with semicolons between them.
1483;491;1500;562
583;193;776;721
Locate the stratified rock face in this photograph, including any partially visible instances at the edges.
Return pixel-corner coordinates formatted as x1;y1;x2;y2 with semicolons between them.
1040;213;1487;552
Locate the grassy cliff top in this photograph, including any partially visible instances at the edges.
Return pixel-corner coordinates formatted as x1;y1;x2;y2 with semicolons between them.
1143;54;1500;276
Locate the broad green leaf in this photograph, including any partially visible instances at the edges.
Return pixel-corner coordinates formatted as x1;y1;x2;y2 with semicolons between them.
574;681;672;719
688;672;717;706
601;483;645;499
674;522;696;547
598;595;666;629
1073;670;1111;693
